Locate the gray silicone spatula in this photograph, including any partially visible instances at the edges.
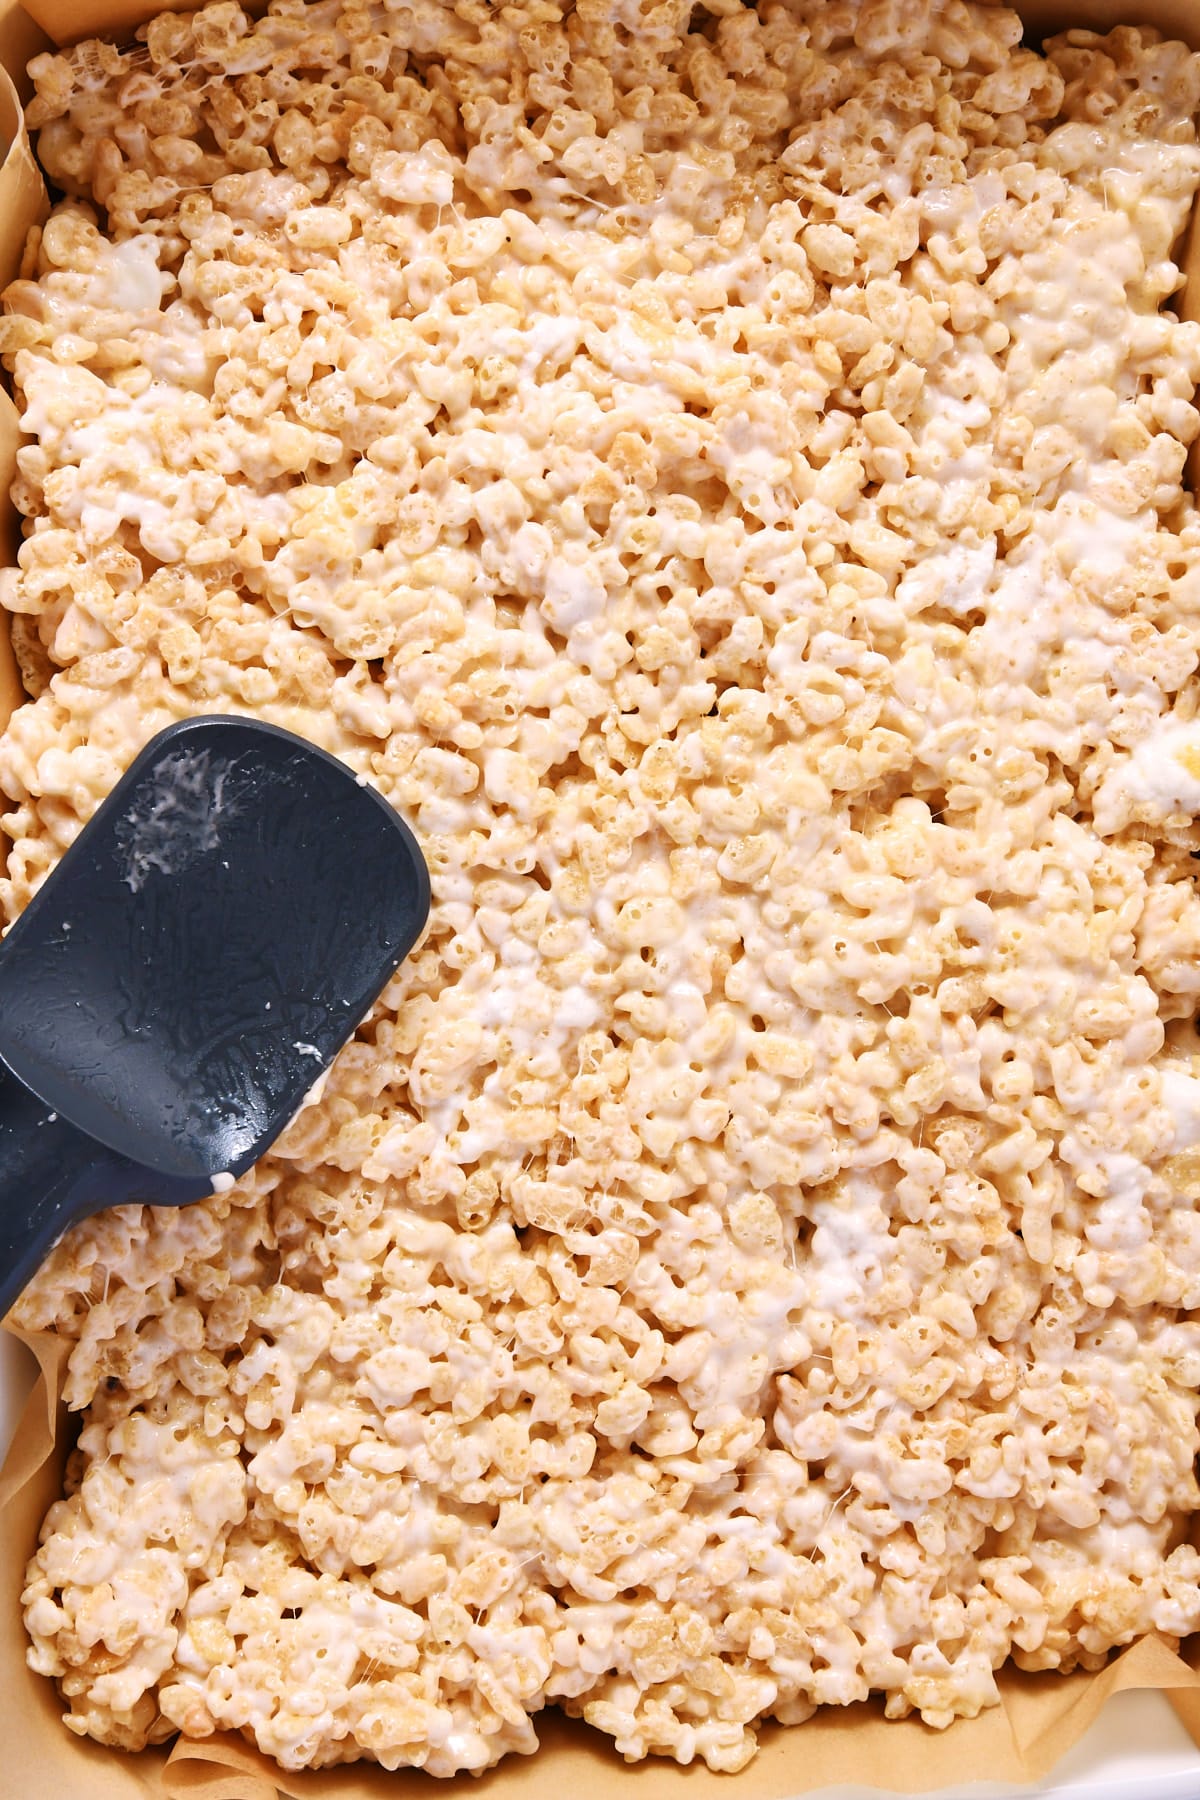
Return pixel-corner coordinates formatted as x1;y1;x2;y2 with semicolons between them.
0;714;430;1317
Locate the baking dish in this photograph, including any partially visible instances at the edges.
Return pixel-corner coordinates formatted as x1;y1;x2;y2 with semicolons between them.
3;0;1200;1795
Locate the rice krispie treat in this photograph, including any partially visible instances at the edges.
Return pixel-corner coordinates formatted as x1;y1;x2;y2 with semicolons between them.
4;0;1200;1775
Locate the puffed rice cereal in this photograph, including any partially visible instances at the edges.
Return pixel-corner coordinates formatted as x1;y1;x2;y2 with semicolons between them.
4;0;1200;1777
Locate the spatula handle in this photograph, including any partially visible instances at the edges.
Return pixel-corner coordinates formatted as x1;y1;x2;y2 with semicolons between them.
0;1061;174;1320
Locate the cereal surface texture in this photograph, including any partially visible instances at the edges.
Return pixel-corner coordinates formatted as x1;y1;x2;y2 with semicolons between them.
6;0;1200;1776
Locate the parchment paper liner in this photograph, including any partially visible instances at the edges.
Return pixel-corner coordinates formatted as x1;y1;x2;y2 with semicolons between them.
1;0;1200;1791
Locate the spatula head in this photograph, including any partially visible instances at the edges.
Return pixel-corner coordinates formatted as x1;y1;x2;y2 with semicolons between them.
0;717;429;1185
